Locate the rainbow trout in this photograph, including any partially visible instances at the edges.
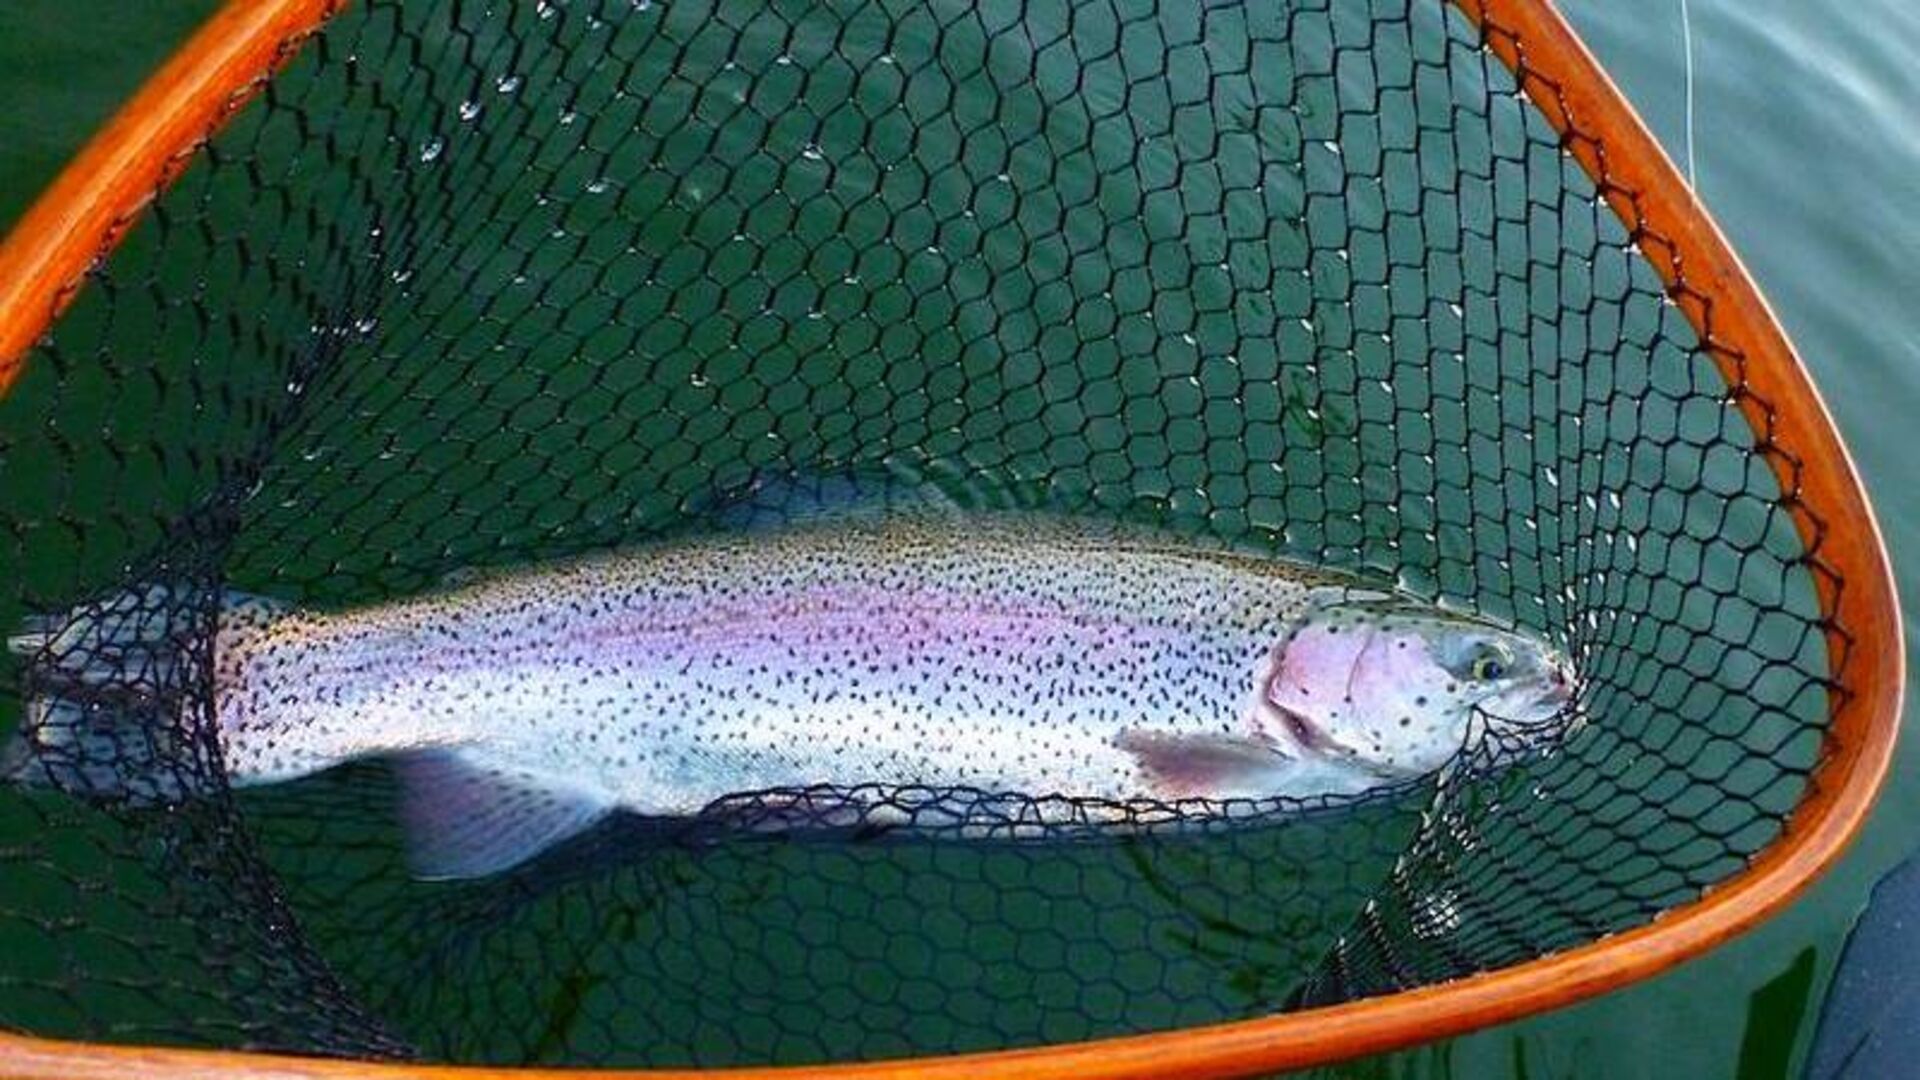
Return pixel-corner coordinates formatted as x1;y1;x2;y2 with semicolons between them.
9;509;1573;879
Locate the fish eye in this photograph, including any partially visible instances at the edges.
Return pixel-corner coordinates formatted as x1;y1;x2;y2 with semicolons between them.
1468;645;1511;682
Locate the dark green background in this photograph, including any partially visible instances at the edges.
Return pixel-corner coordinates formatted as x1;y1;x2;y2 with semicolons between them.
1;1;1913;1076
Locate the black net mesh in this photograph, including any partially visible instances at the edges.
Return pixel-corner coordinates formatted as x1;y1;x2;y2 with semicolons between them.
0;0;1844;1068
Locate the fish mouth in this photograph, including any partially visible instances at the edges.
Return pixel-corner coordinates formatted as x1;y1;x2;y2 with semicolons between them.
1478;672;1580;741
1536;662;1579;713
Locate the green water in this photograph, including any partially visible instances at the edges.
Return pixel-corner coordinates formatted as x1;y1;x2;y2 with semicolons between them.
0;1;1914;1076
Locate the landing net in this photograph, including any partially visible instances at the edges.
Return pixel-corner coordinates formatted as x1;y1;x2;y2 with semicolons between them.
0;0;1890;1071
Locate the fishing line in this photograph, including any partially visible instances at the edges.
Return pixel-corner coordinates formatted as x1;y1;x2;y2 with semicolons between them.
1680;0;1698;191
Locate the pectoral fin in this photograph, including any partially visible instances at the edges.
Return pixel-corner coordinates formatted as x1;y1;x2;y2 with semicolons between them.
1115;730;1294;799
393;751;612;880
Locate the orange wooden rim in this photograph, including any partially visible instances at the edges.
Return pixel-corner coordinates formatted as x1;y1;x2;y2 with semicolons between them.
0;0;345;393
0;0;1900;1077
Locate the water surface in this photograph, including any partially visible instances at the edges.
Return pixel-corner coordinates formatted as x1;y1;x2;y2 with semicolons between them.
0;1;1914;1076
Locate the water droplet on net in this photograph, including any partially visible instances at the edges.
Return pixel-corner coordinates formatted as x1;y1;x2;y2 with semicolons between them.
536;0;557;18
458;100;482;122
390;267;414;284
585;178;609;195
558;110;578;126
630;0;653;10
800;143;824;162
689;372;711;388
418;137;445;163
353;317;379;334
496;74;523;95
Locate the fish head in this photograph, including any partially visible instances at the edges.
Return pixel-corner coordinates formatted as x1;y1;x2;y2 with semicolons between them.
1257;600;1575;777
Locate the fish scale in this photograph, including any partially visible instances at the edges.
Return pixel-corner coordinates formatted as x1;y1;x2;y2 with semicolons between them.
218;514;1324;807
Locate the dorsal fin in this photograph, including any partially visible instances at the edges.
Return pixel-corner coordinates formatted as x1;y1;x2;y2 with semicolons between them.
695;463;963;531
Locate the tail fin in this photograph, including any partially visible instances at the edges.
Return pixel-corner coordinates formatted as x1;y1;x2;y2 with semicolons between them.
6;584;281;803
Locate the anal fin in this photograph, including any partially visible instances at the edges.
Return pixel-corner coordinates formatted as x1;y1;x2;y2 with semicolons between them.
394;751;612;880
